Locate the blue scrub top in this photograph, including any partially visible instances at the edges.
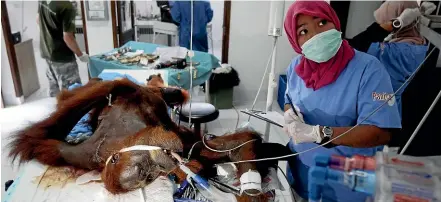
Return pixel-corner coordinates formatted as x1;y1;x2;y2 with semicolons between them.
285;50;401;202
367;42;428;116
170;1;213;52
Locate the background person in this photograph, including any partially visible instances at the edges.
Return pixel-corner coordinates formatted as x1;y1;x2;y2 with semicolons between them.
38;0;89;97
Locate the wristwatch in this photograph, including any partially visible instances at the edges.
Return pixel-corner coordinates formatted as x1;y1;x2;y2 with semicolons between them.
321;126;333;141
320;126;336;148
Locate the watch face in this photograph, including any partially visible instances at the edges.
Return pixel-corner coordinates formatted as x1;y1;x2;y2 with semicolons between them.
323;127;333;137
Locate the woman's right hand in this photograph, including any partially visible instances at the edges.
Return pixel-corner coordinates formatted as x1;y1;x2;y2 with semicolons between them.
284;106;304;124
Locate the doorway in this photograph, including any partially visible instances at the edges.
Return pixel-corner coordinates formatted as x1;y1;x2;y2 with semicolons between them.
116;0;230;61
117;0;136;46
1;1;90;105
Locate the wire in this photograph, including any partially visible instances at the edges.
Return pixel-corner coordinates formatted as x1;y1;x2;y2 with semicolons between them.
232;105;240;129
248;39;278;121
187;141;201;160
214;47;436;166
201;134;258;153
400;88;441;154
188;0;194;127
277;165;296;202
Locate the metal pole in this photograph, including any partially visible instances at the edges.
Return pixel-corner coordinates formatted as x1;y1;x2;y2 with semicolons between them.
400;88;441;154
263;36;278;141
204;80;210;134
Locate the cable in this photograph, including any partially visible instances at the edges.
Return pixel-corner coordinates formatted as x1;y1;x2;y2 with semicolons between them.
248;39;278;121
400;88;441;154
188;0;194;127
214;47;436;165
232;105;240;129
277;165;296;202
187;141;201;160
201;134;258;153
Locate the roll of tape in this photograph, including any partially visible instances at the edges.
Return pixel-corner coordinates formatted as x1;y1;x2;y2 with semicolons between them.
239;169;262;194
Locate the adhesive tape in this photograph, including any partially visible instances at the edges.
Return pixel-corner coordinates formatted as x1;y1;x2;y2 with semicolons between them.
239;169;262;194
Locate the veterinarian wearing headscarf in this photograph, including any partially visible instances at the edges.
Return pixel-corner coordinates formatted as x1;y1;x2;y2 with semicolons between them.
346;1;435;53
282;1;401;201
367;1;431;116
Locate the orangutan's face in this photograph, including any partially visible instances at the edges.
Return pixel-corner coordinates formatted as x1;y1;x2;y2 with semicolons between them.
102;150;177;193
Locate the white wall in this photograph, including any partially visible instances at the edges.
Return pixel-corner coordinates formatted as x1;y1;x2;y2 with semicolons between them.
6;1;40;50
84;1;115;55
228;1;297;105
208;0;224;58
134;1;160;18
1;31;23;107
345;1;382;39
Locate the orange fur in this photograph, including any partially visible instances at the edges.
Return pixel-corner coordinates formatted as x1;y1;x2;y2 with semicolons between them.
146;74;165;88
8;79;142;166
102;153;131;194
57;78;103;106
146;74;190;104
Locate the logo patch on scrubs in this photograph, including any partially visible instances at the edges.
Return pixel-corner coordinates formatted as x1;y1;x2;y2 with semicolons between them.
372;92;395;106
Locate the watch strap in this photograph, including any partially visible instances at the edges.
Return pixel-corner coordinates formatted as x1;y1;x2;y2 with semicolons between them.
319;126;336;148
319;137;337;148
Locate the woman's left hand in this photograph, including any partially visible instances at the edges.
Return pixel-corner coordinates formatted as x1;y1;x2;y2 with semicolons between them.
283;120;322;144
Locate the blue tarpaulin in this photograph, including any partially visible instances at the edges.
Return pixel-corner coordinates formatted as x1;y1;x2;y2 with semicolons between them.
88;41;220;89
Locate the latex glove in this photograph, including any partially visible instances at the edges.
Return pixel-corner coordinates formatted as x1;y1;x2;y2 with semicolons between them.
420;2;437;15
78;52;89;63
396;8;421;27
284;120;322;144
284;105;304;125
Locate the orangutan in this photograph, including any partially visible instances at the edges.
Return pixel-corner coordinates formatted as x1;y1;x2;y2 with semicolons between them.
8;77;291;201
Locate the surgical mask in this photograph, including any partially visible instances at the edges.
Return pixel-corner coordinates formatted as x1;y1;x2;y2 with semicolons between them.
301;29;343;63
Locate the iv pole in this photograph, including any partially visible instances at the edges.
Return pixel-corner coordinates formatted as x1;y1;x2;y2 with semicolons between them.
264;1;285;141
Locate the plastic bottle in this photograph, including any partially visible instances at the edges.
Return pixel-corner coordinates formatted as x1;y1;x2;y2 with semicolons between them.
308;167;376;201
328;155;376;171
179;164;237;202
328;169;376;195
375;166;441;202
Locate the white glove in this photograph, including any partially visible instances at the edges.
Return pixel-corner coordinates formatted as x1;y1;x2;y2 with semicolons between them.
78;52;90;63
420;2;437;15
284;105;304;125
283;120;322;144
396;8;421;28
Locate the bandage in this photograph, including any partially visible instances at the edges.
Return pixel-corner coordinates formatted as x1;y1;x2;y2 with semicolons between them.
239;169;262;194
